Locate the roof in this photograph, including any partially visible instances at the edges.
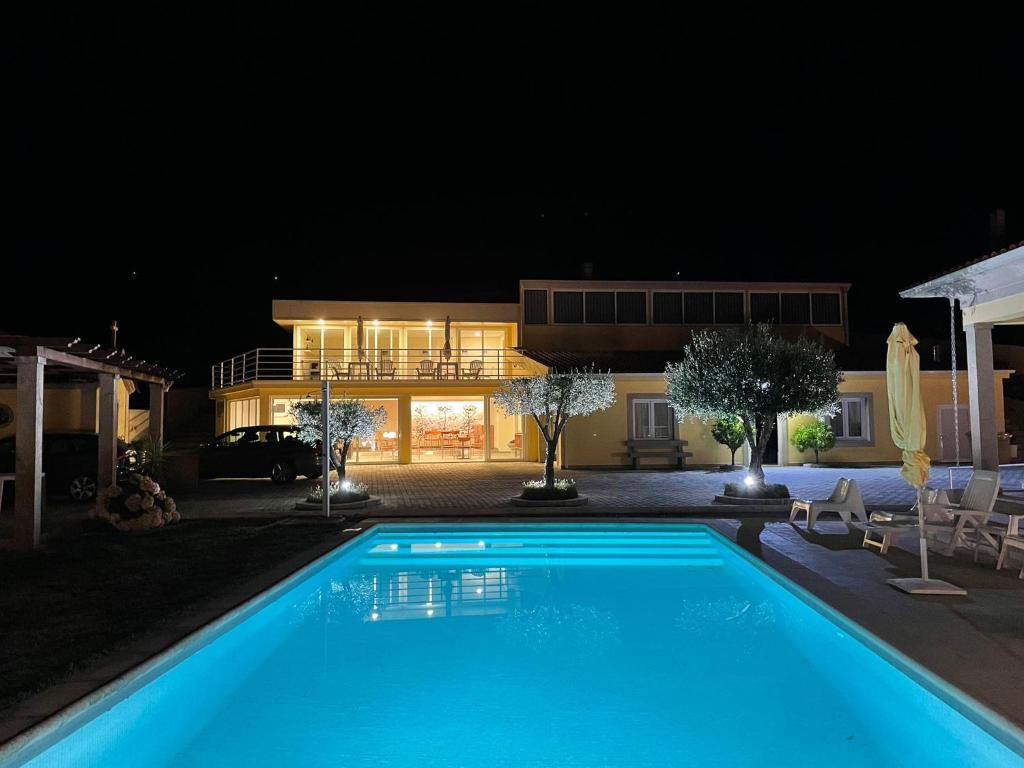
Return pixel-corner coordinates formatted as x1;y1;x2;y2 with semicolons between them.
520;349;685;374
524;340;983;375
902;241;1024;297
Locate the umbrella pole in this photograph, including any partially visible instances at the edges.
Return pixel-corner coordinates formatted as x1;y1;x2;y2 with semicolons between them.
917;487;929;581
889;485;966;595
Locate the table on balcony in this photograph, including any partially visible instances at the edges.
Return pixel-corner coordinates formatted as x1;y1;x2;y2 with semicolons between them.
346;362;372;380
435;362;459;380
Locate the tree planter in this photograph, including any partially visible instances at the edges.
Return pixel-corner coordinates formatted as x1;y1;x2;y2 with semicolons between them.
294;495;382;512
510;494;589;507
713;494;794;507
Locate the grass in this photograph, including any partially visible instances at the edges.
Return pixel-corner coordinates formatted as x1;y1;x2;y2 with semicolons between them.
0;519;346;711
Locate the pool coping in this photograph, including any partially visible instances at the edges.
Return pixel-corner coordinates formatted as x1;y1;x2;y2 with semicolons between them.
3;518;1023;765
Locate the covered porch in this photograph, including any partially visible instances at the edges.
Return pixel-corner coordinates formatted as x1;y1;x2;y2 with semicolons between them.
0;337;178;551
902;243;1024;470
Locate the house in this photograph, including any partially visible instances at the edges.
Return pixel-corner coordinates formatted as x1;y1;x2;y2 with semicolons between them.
208;278;1010;469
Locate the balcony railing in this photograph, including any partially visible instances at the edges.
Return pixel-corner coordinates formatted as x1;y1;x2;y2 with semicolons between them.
210;348;542;389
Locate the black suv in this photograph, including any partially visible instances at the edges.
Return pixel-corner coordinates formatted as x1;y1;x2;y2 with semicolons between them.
199;426;320;483
0;432;128;502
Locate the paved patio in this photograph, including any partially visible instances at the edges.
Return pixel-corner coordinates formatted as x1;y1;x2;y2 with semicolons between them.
177;462;1024;518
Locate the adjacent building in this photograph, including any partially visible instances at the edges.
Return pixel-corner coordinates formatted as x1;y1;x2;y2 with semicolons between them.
209;278;1010;470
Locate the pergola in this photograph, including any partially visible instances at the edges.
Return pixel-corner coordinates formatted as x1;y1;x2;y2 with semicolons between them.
0;336;180;551
901;242;1024;470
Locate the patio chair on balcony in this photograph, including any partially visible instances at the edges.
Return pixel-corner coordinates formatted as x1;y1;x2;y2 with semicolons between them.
377;359;396;380
461;359;484;379
789;478;867;530
416;359;435;379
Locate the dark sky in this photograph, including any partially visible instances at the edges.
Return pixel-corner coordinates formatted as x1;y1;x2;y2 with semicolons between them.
6;2;1022;382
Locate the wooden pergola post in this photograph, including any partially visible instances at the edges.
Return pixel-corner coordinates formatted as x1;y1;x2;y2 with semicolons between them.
14;355;45;551
98;373;119;488
148;382;165;446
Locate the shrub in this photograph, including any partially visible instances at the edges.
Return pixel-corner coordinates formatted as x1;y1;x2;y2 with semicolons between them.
711;417;746;465
306;479;370;504
790;420;836;463
94;473;180;531
519;478;579;501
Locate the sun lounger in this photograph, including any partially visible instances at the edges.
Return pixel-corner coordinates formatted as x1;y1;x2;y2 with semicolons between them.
789;478;867;530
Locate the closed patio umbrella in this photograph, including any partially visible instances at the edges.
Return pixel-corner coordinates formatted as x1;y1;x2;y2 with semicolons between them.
442;315;452;361
886;322;965;595
357;316;364;361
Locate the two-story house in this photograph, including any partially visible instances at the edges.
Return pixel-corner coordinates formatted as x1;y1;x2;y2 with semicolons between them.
209;279;1009;469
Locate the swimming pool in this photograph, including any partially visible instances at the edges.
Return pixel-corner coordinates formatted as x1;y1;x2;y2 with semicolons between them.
5;524;1023;767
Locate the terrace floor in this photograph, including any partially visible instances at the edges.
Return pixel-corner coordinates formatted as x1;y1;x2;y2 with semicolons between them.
177;461;1024;518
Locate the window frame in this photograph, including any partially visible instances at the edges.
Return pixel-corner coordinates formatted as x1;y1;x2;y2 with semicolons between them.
830;393;873;444
627;395;677;442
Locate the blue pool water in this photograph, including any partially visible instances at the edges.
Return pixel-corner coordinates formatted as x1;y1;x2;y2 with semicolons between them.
9;524;1024;767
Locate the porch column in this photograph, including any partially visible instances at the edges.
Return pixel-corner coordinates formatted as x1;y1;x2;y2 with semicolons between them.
964;322;999;470
98;374;120;487
398;394;412;464
148;382;165;445
14;355;45;551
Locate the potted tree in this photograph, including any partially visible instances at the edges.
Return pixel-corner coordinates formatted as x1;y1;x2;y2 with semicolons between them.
711;417;746;468
494;367;615;505
289;397;387;509
665;324;842;500
790;419;836;466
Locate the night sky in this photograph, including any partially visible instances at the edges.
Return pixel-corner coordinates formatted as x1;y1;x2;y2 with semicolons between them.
7;2;1022;382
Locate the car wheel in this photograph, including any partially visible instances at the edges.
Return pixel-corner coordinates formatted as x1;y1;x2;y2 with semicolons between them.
69;475;97;502
270;461;296;484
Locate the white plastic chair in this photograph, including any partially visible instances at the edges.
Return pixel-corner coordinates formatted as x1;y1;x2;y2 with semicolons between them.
790;478;867;530
943;469;1000;557
996;535;1024;579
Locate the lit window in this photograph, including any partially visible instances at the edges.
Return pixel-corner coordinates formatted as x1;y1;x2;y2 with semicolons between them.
830;396;870;441
632;399;675;440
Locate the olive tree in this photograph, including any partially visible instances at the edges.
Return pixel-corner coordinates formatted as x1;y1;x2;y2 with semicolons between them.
665;324;842;483
290;398;387;480
494;368;616;488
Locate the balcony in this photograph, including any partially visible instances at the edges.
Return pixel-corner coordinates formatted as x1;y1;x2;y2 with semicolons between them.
210;348;542;389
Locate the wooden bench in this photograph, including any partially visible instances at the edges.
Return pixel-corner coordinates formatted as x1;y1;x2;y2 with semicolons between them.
625;440;692;470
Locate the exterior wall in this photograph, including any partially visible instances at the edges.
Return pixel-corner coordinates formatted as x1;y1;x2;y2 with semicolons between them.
562;371;1010;470
519;279;850;351
0;380;133;440
562;375;731;469
782;371;1008;465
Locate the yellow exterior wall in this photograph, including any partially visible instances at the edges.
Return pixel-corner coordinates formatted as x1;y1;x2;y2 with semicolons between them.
562;376;731;468
783;371;1008;465
0;380;133;441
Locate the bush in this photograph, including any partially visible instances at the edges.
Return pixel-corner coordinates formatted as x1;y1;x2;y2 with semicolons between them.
723;482;791;499
790;420;836;463
94;474;181;531
306;479;370;504
711;417;746;465
519;478;579;501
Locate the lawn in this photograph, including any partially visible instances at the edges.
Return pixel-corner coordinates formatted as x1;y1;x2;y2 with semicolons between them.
0;518;350;711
